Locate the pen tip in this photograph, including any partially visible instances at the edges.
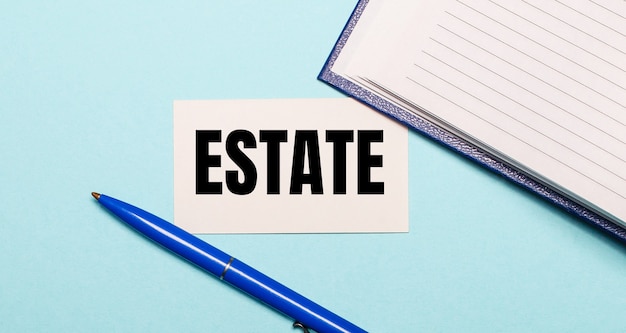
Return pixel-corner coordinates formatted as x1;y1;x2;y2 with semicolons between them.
91;192;101;200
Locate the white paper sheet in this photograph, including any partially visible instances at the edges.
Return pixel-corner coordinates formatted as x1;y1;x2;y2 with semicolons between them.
174;98;408;233
333;0;626;225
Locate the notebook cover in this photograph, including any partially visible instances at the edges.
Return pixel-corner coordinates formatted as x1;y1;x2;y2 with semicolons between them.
318;0;626;242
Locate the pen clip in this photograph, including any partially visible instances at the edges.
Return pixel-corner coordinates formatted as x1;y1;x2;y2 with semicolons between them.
293;321;311;333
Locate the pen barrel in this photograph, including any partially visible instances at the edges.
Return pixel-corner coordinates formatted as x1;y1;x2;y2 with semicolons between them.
223;259;367;333
97;194;366;333
98;194;233;276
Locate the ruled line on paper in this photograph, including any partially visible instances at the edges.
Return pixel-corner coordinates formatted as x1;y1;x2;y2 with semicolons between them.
426;31;626;128
425;37;626;142
419;45;626;160
588;0;626;20
449;4;626;92
401;0;626;198
518;0;626;56
405;72;626;200
412;57;626;183
434;23;626;124
474;1;626;72
551;0;626;39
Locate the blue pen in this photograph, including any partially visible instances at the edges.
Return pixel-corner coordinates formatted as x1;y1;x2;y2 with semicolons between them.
92;192;367;333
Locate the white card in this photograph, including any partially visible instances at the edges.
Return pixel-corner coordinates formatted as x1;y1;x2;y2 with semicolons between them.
174;98;408;233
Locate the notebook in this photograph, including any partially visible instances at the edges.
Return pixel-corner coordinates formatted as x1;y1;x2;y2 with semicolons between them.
319;0;626;240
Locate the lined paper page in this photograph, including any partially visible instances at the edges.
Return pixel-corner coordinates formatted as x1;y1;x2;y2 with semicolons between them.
343;0;626;223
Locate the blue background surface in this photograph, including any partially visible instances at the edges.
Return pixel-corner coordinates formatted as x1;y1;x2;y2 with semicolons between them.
2;1;626;332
